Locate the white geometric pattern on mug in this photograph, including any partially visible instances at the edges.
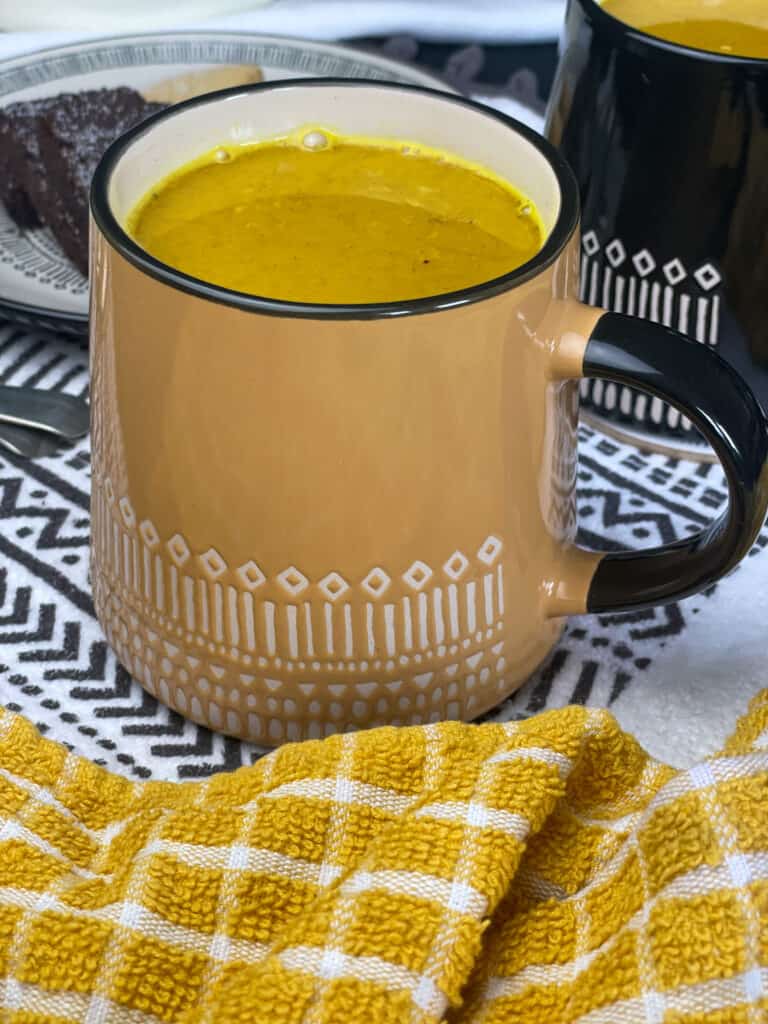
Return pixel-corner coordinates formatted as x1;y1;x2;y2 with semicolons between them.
93;569;511;744
581;231;723;342
579;233;723;431
93;477;506;670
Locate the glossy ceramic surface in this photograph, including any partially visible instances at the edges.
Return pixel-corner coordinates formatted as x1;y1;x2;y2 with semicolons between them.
89;81;768;745
547;0;768;443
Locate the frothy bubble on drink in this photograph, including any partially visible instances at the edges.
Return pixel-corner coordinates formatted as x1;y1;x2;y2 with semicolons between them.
302;130;329;150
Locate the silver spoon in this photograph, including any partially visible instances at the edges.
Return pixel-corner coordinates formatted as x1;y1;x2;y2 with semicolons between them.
0;385;89;441
0;421;63;458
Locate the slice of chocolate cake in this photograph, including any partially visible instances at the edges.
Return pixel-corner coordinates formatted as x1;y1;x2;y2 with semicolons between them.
0;88;163;274
0;97;58;230
36;88;164;274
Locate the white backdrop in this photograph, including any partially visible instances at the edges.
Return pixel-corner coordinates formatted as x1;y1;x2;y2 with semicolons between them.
0;2;568;51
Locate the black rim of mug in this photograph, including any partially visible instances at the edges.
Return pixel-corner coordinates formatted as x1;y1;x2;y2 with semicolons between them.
90;78;581;321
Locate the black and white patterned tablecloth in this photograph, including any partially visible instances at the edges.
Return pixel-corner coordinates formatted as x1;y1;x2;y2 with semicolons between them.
0;41;766;778
0;321;765;779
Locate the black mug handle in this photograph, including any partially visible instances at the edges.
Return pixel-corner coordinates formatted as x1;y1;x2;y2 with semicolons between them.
579;312;768;614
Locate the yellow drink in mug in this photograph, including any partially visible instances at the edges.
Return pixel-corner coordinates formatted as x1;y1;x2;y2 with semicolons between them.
601;0;768;58
130;132;544;305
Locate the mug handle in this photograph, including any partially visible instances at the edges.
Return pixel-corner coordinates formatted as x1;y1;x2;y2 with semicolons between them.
549;310;768;616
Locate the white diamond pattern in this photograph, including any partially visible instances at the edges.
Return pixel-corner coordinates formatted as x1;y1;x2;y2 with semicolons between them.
402;561;433;591
167;534;191;567
605;239;626;268
443;552;469;581
633;249;656;277
200;548;227;579
478;536;503;566
118;497;135;529
361;568;391;599
139;520;159;549
582;230;599;256
277;567;310;596
694;263;722;292
663;258;687;286
318;572;349;602
236;561;266;591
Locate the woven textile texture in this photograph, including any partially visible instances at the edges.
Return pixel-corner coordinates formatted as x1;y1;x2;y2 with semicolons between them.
0;691;766;1023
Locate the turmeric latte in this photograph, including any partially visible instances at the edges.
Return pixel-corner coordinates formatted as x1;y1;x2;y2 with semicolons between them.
602;0;768;59
130;131;545;304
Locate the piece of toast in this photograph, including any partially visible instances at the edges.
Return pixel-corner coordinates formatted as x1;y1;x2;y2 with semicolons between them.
142;64;263;104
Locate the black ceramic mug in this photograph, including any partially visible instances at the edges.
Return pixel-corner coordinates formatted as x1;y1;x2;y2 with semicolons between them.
547;0;768;444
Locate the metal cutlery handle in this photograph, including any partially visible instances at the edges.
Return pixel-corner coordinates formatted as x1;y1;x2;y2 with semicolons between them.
0;422;63;458
0;385;89;440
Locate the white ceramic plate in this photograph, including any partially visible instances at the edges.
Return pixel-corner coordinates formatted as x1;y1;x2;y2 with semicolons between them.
0;32;449;338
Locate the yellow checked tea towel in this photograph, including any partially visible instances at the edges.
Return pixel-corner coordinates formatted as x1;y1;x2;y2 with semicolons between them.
0;694;766;1024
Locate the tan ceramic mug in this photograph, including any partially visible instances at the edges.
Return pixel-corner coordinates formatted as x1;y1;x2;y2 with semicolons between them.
89;80;768;745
